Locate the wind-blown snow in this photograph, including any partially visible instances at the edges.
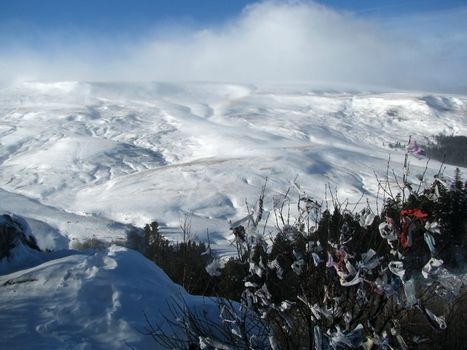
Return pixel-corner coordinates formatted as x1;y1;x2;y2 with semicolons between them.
0;81;466;254
0;245;219;350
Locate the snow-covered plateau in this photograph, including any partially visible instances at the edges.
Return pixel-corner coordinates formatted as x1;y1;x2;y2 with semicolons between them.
1;81;466;250
1;81;466;349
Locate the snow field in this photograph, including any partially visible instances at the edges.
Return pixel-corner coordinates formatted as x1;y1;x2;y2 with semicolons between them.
0;81;466;349
0;81;466;254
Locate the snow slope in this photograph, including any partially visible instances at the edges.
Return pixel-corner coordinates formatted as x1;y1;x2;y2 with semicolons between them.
0;244;220;350
0;82;466;253
0;82;466;349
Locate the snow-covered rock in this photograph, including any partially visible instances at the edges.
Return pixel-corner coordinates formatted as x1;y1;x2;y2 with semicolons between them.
0;213;43;274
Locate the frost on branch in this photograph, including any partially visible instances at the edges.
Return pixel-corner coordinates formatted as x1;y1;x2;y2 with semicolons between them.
150;168;467;349
216;170;466;349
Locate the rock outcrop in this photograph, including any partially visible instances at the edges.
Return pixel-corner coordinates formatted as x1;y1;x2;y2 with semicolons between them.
0;214;40;260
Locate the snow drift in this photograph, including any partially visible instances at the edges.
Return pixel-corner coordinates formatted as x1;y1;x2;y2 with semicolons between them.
0;236;219;350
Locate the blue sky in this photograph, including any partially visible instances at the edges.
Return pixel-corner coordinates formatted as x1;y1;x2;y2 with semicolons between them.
0;0;466;92
0;1;253;35
1;0;465;34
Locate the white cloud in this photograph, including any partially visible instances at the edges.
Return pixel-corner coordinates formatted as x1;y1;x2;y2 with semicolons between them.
0;1;466;92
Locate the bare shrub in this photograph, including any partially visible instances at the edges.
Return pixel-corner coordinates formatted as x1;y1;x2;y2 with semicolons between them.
147;163;467;349
71;236;108;251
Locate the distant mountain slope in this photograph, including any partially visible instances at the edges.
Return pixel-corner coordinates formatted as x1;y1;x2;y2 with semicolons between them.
0;82;466;253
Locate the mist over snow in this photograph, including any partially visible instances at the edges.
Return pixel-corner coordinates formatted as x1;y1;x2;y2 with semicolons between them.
0;80;466;253
1;1;466;93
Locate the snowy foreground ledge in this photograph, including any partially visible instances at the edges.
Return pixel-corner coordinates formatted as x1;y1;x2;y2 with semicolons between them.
0;244;220;350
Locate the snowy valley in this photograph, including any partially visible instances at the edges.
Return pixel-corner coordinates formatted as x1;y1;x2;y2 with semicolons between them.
1;81;466;251
1;81;466;349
